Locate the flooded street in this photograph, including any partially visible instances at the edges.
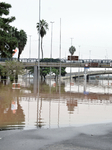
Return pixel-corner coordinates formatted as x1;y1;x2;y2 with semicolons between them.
0;77;112;130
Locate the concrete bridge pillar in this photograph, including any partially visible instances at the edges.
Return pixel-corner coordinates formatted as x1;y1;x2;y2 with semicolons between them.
34;65;38;82
84;68;87;92
33;65;38;93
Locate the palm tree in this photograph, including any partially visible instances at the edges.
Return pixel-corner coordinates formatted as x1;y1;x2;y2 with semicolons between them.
36;19;48;59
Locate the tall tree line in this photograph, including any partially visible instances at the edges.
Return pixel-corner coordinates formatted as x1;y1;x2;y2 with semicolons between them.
0;2;27;60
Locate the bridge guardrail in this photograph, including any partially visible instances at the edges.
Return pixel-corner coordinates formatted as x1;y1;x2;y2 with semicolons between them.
0;58;112;65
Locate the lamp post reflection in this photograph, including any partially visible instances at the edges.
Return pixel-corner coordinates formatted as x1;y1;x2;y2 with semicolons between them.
49;82;51;128
58;80;61;128
58;18;61;128
49;98;51;128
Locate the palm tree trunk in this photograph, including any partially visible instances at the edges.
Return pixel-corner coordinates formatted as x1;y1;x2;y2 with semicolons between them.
41;38;43;59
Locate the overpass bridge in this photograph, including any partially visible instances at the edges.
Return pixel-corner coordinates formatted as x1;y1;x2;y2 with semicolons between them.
0;58;112;82
62;70;112;80
0;58;112;68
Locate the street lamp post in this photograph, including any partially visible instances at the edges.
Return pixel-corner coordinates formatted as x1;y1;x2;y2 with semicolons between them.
29;35;31;59
50;22;54;83
70;38;73;46
78;45;80;87
89;50;91;60
70;38;73;84
28;35;31;80
59;18;61;92
50;22;54;59
105;49;109;85
89;50;91;74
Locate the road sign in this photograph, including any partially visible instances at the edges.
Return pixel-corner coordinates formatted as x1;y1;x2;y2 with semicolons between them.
68;56;79;61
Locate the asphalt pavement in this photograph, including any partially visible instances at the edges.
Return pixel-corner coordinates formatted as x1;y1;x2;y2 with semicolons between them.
0;123;112;150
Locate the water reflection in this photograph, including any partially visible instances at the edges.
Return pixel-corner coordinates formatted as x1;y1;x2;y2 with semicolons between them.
67;99;77;114
0;86;25;130
36;97;45;128
0;78;112;130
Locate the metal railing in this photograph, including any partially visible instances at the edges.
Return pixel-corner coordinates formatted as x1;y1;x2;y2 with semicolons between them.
0;58;112;64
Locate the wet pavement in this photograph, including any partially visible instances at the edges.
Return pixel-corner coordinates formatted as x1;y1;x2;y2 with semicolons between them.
0;123;112;150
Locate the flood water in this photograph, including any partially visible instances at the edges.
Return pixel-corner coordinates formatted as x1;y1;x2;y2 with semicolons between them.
0;76;112;130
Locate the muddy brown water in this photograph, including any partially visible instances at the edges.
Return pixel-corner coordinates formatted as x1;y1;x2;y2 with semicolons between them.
0;78;112;130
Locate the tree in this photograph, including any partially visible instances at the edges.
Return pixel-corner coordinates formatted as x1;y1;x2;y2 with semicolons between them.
40;67;50;80
0;2;12;16
0;64;7;84
41;58;66;79
17;30;27;61
36;19;49;59
5;60;24;82
69;46;76;56
0;60;24;83
0;2;27;59
7;27;27;60
0;2;17;58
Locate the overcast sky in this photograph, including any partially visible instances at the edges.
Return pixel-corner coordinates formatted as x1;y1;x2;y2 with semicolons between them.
3;0;112;60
